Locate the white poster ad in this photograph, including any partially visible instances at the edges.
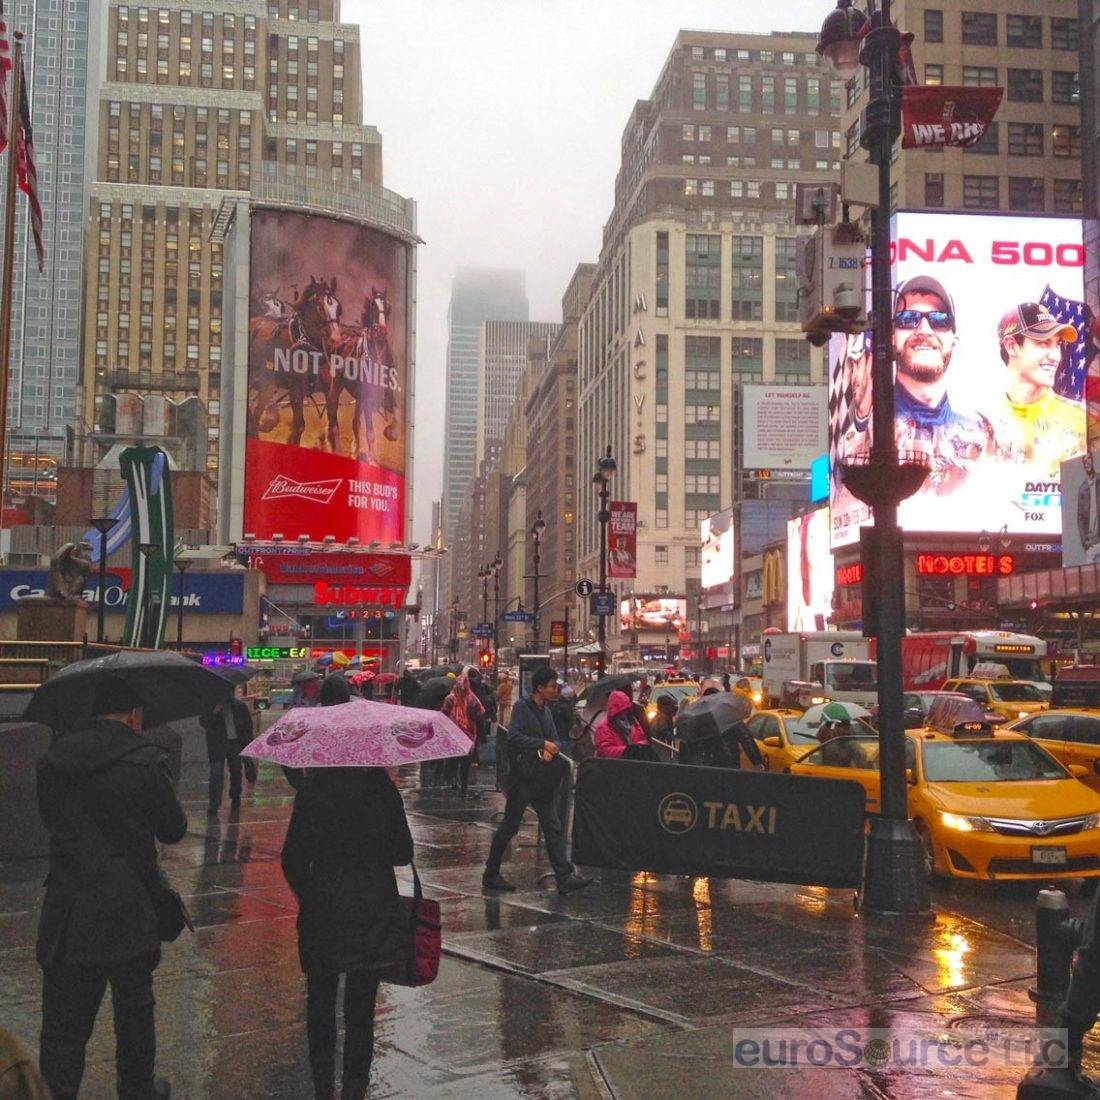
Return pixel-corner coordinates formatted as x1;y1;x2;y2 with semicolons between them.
743;385;828;471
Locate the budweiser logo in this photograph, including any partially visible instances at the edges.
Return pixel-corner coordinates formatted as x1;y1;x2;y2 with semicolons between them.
262;475;343;505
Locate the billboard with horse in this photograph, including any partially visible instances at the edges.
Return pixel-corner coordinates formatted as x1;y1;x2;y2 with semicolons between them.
245;209;408;542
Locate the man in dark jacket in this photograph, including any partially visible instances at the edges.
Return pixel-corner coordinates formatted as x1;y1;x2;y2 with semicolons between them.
396;667;420;708
200;688;255;813
36;677;187;1100
483;665;592;896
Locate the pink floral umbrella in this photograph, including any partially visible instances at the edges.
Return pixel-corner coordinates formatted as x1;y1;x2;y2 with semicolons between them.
240;699;473;768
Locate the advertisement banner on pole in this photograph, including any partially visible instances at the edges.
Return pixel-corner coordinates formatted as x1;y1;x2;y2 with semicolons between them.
742;386;828;472
900;86;1003;150
829;211;1090;548
244;209;409;544
608;501;637;579
549;620;567;646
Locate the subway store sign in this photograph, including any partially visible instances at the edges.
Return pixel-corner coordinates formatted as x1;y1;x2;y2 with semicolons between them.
246;646;311;661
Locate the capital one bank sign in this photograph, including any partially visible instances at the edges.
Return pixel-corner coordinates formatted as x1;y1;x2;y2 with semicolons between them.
0;569;244;614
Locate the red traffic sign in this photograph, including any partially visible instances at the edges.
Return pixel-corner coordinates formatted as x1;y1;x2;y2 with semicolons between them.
550;620;567;646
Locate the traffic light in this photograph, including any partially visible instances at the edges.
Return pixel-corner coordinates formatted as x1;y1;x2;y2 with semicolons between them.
479;648;493;669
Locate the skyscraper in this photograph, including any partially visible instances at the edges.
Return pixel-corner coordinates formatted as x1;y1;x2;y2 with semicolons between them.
0;0;104;497
82;0;380;476
440;267;527;606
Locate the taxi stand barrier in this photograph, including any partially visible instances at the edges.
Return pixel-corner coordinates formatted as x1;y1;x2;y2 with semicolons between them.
1016;888;1097;1100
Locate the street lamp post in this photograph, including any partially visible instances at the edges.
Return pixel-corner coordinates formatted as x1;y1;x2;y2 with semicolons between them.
90;515;115;644
491;554;502;675
818;0;930;915
449;600;459;663
138;542;159;649
592;445;616;678
529;511;546;651
175;557;191;648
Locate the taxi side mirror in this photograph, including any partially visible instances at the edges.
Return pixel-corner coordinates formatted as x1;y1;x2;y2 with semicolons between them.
1069;764;1090;780
906;768;916;785
763;736;781;748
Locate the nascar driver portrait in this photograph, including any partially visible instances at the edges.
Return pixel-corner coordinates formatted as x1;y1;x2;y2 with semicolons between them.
990;301;1082;478
836;275;995;494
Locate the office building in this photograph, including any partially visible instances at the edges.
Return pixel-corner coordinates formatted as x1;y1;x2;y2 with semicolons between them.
576;29;836;661
1082;0;1099;365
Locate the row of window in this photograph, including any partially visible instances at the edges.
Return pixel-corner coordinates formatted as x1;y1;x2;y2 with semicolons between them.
924;173;1083;214
954;66;1079;104
654;545;703;568
923;10;1078;51
654;510;721;532
691;72;842;115
682;124;839;147
948;122;1080;159
117;7;258;33
689;45;819;66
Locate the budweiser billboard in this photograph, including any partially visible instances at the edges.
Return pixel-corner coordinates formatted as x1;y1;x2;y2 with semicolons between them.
244;209;409;542
608;501;637;579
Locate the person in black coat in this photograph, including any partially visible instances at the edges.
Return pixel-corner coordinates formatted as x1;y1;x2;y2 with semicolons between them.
282;768;413;1100
396;668;420;708
35;677;187;1100
200;688;255;813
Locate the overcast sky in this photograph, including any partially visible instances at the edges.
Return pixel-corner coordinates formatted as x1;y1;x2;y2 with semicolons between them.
352;0;825;546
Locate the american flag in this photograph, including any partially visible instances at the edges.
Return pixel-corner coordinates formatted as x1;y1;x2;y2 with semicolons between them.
16;60;43;273
0;3;11;157
1041;284;1095;402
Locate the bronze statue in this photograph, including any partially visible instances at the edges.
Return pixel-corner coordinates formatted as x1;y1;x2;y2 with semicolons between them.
46;542;94;601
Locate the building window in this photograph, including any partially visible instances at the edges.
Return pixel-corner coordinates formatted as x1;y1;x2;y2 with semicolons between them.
685;235;721;320
1007;122;1043;157
731;236;763;321
962;66;998;88
775;338;810;378
1008;177;1045;211
774;237;798;323
655;546;669;567
924;64;943;86
738;74;753;110
924;9;943;42
1006;15;1042;47
924;173;945;207
655;510;668;530
700;179;715;197
1007;69;1043;102
656;231;669;316
1052;125;1081;158
693;72;707;110
962;12;997;45
1052;71;1080;105
963;175;999;208
1050;18;1079;51
731;336;763;380
682;124;694;141
761;75;774;113
963;121;998;155
1053;178;1083;214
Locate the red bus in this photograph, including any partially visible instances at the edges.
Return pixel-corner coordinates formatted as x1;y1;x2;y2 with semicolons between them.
871;631;1048;691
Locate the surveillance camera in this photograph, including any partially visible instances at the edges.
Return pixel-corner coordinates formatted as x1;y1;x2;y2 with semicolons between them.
806;330;831;348
833;285;864;319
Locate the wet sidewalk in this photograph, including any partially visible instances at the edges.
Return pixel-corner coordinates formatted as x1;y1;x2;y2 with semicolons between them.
2;750;1098;1098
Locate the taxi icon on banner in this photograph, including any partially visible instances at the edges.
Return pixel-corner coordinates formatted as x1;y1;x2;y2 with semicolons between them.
658;792;698;835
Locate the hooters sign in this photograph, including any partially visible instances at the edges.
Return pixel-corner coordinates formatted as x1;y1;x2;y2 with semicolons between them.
901;86;1003;149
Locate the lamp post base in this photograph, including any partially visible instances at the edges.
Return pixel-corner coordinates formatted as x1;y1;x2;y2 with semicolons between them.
861;816;930;916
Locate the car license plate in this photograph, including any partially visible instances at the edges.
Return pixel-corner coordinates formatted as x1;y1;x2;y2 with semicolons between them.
1032;847;1067;866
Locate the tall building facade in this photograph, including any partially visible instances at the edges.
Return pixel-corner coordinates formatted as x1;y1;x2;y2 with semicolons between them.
576;30;836;659
843;2;1083;213
524;263;594;634
82;0;381;477
0;0;104;496
475;320;559;469
1082;0;1100;351
441;269;527;537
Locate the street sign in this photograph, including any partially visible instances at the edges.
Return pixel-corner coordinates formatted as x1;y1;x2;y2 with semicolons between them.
549;619;567;646
502;610;535;623
575;579;594;597
590;592;615;617
472;623;493;639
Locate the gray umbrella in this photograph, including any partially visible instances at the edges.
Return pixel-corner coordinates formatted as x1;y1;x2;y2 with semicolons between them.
416;676;455;712
210;664;258;687
24;650;233;730
676;691;752;743
578;675;633;711
291;669;321;686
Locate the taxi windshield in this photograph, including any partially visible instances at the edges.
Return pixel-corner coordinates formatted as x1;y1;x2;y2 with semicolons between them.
921;740;1067;783
787;717;876;744
987;682;1045;703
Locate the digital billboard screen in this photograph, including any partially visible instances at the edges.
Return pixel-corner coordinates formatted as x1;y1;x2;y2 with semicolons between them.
1062;452;1100;567
619;597;687;634
701;508;735;590
244;209;408;543
787;507;834;631
829;211;1089;547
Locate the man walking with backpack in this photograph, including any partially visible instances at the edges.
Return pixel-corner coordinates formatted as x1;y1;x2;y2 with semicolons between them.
483;665;592;897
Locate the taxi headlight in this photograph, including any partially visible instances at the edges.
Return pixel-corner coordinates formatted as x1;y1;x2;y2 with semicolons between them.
1083;813;1100;831
940;812;994;833
1017;711;1028;719
811;696;828;705
752;691;763;705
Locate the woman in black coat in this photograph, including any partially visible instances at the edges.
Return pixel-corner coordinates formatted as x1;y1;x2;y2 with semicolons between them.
281;768;413;1100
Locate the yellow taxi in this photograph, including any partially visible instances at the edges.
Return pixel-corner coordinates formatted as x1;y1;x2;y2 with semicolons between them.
733;676;765;710
789;725;1100;882
1006;710;1100;796
644;682;698;724
941;675;1048;722
747;708;875;773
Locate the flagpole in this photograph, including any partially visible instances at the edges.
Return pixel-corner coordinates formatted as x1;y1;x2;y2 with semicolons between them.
0;31;21;528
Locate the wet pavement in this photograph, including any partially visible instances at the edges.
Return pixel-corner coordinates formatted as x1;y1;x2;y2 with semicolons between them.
3;729;1100;1099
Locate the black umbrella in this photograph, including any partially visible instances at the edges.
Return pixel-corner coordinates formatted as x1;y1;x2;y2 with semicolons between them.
415;676;455;712
24;650;234;730
676;691;752;744
210;664;257;687
291;669;321;685
579;675;633;711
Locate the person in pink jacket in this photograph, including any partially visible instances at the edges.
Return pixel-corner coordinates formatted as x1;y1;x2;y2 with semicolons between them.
594;690;654;760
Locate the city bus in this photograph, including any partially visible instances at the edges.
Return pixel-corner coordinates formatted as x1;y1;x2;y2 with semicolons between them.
871;631;1049;693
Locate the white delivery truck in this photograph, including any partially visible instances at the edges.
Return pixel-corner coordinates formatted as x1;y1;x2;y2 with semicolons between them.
762;631;877;709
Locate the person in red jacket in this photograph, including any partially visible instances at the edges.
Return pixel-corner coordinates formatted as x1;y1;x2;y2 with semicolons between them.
594;690;656;760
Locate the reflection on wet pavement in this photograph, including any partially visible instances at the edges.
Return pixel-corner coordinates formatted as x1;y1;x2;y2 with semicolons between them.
1;744;1098;1098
